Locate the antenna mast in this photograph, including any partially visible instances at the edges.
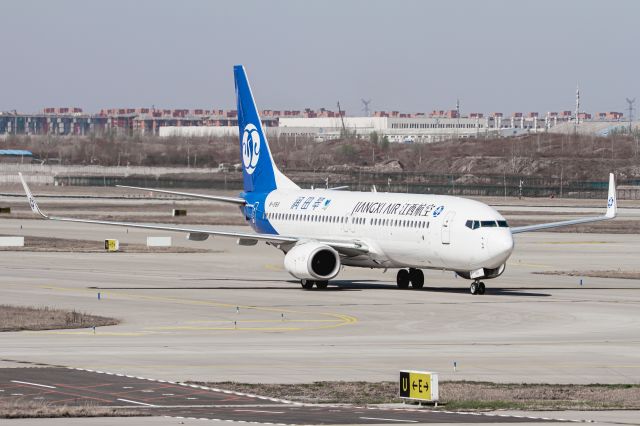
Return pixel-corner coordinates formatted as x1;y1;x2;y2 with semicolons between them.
361;98;372;117
626;97;636;133
574;83;580;135
336;101;348;137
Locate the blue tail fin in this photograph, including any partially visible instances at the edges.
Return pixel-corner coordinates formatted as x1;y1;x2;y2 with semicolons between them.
234;65;298;193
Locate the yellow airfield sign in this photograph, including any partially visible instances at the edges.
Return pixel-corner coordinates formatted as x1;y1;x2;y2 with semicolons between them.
399;370;439;401
104;239;119;252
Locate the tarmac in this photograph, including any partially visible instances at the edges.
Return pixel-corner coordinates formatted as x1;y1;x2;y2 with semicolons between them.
1;205;640;425
0;367;552;424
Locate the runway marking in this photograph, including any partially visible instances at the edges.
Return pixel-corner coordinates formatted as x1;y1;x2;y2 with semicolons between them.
359;417;418;423
185;319;342;324
11;380;56;389
38;284;358;333
263;263;284;272
117;398;158;407
235;409;286;414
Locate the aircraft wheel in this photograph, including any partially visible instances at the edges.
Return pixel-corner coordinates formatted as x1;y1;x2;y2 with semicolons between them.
301;279;315;290
470;281;479;295
316;280;329;290
396;269;410;289
478;282;486;295
409;268;424;289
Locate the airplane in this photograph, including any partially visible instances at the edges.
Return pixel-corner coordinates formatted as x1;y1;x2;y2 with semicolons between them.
19;65;618;295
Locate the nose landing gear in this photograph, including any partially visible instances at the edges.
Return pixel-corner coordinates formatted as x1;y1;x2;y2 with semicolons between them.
396;268;425;289
470;280;486;295
300;279;329;290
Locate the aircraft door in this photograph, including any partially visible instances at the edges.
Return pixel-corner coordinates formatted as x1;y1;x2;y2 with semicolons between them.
441;211;455;244
342;213;355;233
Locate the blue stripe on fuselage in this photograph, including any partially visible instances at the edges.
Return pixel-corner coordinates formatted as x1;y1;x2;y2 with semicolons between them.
241;191;278;235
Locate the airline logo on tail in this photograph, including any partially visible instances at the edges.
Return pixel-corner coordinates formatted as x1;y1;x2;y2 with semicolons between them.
242;123;261;175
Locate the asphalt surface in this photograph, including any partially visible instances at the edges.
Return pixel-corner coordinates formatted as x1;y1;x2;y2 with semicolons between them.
2;196;640;424
0;367;549;424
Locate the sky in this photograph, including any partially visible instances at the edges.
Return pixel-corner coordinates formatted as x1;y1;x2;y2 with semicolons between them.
1;0;638;115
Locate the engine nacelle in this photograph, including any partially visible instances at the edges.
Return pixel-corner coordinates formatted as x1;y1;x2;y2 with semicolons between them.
283;242;341;280
456;264;506;280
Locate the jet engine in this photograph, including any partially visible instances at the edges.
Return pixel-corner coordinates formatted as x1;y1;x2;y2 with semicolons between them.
283;242;341;280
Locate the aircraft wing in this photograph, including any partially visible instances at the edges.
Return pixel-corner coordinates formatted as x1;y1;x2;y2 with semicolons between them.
19;174;367;253
115;185;246;204
510;173;617;234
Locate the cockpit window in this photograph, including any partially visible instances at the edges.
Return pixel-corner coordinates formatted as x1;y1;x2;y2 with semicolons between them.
468;220;508;229
465;220;480;230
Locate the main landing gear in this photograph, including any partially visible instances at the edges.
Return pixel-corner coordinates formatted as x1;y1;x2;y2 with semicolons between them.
470;280;486;295
300;279;329;290
396;268;424;289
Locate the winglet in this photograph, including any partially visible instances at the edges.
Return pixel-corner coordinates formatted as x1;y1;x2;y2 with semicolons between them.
18;173;48;219
606;172;617;218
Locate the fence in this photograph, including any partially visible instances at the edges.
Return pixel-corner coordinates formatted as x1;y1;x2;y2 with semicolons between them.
47;170;640;200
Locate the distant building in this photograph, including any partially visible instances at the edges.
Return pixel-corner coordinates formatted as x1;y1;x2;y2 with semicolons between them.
0;104;628;140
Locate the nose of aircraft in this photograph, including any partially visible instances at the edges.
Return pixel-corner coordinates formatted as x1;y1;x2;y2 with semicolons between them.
487;230;514;267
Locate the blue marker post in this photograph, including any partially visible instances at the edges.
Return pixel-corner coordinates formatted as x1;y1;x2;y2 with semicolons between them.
98;292;101;300
453;361;457;372
580;279;583;287
92;326;96;334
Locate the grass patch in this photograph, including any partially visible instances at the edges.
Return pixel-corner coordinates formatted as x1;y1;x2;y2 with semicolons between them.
0;305;119;332
188;380;640;410
534;270;640;280
0;399;146;419
0;235;210;253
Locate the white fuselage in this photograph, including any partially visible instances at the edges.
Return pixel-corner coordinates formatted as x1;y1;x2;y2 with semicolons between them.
256;189;514;273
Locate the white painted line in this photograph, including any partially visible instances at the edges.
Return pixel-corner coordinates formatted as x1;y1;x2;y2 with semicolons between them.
123;386;133;389
162;393;175;396
117;398;158;407
360;417;418;423
11;393;24;396
11;380;56;389
234;409;286;414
